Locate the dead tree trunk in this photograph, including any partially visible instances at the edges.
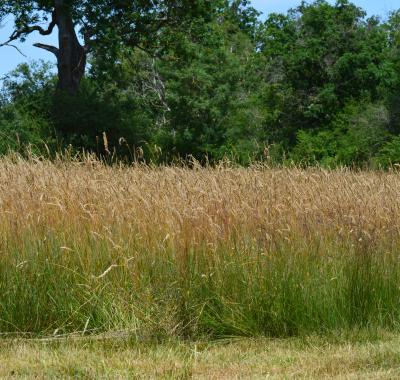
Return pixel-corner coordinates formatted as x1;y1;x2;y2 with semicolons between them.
34;0;86;95
55;1;86;94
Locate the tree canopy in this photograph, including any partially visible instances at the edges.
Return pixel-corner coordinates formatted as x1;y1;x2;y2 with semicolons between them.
0;0;219;93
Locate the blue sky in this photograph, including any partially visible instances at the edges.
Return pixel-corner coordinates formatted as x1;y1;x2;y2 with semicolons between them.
0;0;399;78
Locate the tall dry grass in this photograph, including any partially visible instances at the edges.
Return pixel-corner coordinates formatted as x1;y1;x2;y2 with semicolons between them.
0;155;400;338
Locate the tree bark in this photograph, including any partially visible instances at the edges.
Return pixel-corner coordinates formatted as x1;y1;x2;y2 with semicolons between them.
54;0;86;95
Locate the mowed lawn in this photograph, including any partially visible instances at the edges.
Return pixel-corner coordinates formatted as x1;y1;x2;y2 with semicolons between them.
1;334;400;379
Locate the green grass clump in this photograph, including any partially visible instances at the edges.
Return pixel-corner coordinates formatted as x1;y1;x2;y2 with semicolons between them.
1;232;400;340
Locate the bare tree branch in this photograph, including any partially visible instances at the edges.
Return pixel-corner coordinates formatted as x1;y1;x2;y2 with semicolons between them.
33;43;59;57
0;43;27;57
0;10;57;48
82;29;94;52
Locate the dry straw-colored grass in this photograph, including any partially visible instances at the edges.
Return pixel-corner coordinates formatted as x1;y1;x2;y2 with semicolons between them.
1;156;399;248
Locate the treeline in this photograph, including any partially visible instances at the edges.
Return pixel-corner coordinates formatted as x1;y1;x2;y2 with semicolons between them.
1;0;400;167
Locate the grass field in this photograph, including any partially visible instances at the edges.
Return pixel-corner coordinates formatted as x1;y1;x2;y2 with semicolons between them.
1;156;400;375
1;157;400;338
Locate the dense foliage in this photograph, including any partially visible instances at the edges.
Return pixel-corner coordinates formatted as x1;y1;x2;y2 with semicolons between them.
1;0;400;167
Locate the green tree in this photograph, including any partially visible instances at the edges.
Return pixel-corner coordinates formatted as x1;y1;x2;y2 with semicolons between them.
0;0;217;95
258;0;390;147
0;61;56;154
291;102;390;167
87;1;263;162
385;10;400;134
